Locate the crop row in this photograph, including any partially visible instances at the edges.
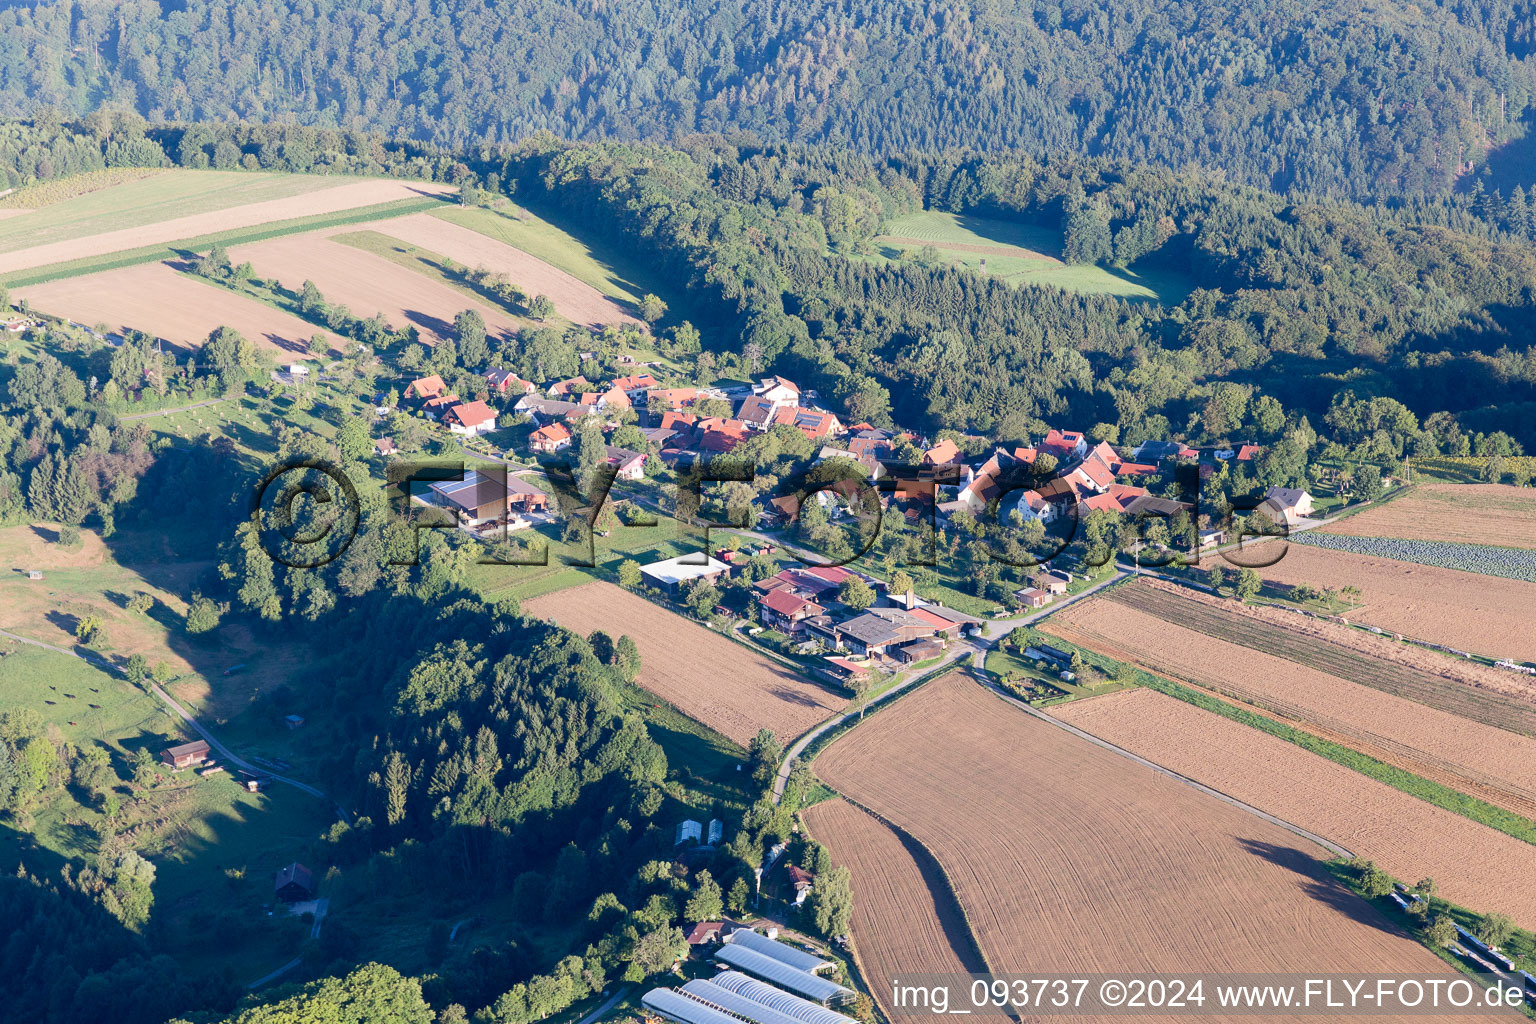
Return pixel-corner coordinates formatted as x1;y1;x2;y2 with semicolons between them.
1293;532;1536;583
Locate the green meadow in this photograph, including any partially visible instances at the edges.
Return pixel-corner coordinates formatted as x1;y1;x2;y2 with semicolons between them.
870;210;1193;304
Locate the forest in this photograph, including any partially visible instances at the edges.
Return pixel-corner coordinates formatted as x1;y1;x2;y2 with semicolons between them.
0;0;1535;199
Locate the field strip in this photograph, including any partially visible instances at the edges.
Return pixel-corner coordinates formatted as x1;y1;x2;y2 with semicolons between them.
972;671;1352;858
804;797;984;1022
877;234;1061;262
1;196;447;288
1056;688;1536;927
1114;579;1536;734
0;177;453;274
1323;482;1536;549
814;672;1482;1013
1048;587;1536;817
523;581;844;746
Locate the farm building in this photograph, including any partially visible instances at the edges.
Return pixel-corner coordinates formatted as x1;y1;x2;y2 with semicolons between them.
640;554;731;594
428;470;549;522
686;921;726;948
714;946;854;1005
274;862;316;902
375;437;397;456
785;864;815;905
161;740;210;769
894;638;945;663
704;972;855;1024
759;589;823;633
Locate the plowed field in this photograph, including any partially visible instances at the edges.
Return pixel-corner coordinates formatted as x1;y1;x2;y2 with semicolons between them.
1324;484;1536;549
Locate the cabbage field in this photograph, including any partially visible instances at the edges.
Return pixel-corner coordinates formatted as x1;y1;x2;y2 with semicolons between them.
1293;533;1536;583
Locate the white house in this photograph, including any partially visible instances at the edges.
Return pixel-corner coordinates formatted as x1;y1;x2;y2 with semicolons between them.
752;375;801;408
1260;486;1315;526
442;400;498;436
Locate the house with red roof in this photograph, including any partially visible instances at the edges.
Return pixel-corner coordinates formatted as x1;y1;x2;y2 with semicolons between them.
699;419;749;452
576;384;631;411
922;439;963;465
547;376;591;397
529;421;572;452
405;374;448;401
753;375;801;406
774;405;843;440
442;400;498;436
485;369;536;397
646;387;705;412
609;372;658;397
1040;428;1088;461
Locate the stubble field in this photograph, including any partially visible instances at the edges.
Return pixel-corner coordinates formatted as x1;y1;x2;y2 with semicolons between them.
1043;589;1536;818
376;212;639;328
522;582;844;746
1324;484;1536;549
802;797;981;1022
1055;688;1536;928
226;231;521;345
15;262;327;356
1257;542;1536;661
813;674;1478;1022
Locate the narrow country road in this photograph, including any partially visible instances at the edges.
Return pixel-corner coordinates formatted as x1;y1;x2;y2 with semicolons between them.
0;626;325;800
574;986;631;1024
770;568;1129;801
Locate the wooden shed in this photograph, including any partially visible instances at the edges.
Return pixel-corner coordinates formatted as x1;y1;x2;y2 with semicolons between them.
274;862;316;902
161;740;210;769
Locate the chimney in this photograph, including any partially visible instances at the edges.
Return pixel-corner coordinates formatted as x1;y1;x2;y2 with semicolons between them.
904;589;917;610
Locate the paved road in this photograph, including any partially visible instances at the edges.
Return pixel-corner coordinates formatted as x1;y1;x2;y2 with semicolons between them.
246;955;302;990
0;626;326;799
120;397;227;422
771;640;979;803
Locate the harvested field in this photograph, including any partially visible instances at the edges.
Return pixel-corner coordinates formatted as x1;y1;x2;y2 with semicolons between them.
523;582;843;745
1045;589;1536;817
227;232;520;344
1115;579;1536;731
1259;541;1536;662
1325;484;1536;549
16;263;331;356
0;176;452;274
815;675;1481;1022
803;797;980;1022
1056;688;1536;928
364;213;639;329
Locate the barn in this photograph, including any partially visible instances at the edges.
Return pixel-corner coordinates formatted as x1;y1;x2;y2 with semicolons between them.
274;862;316;902
161;740;210;769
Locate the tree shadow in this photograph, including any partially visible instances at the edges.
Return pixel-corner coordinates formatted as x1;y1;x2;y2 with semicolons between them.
1235;837;1403;937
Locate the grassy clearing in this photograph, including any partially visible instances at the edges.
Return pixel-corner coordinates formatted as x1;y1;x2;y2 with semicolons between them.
0;170;347;253
866;211;1193;303
3;196;447;288
432;204;642;304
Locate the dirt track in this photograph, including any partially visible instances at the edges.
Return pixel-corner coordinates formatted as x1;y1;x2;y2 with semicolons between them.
1056;688;1536;929
814;673;1497;1023
0;178;452;274
523;582;843;746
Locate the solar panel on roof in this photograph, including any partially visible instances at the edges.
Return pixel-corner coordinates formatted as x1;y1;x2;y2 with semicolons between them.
727;929;832;973
709;972;855;1024
642;988;742;1024
714;946;853;1004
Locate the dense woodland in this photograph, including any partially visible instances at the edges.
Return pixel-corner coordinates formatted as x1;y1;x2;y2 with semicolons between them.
0;0;1535;199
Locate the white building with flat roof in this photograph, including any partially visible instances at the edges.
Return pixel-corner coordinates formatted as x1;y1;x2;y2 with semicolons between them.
640;554;731;594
